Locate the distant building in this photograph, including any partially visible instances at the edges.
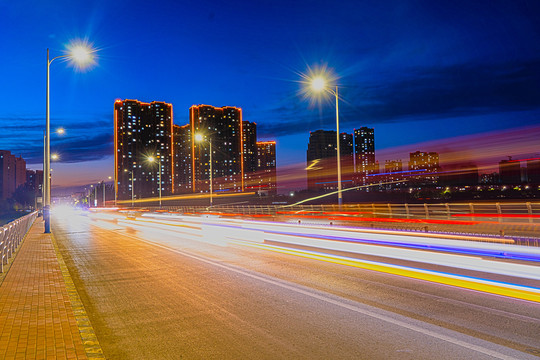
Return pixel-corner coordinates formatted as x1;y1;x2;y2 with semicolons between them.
0;150;26;200
527;158;540;184
354;127;375;185
114;99;174;201
440;164;479;186
499;158;521;184
26;170;43;197
383;160;405;187
409;151;439;185
306;130;354;191
480;172;498;185
255;141;277;194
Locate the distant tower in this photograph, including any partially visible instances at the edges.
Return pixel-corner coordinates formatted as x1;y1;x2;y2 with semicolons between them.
354;127;375;185
256;141;277;194
114;99;174;201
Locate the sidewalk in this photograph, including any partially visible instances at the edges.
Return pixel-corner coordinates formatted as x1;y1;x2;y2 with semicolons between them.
0;218;88;359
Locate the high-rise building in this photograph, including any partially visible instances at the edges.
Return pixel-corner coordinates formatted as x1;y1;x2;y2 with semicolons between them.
173;124;192;194
354;127;375;185
499;158;521;184
255;141;277;194
114;99;174;201
242;121;258;175
15;156;26;190
0;150;17;200
0;151;26;200
190;105;244;193
409;151;440;185
306;130;354;191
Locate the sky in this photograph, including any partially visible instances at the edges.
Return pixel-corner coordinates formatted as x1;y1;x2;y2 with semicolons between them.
1;0;539;190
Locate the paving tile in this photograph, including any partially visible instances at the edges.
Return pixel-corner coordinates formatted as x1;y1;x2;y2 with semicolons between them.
0;220;88;359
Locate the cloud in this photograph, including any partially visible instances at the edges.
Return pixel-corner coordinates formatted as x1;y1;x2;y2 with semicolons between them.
2;113;112;165
255;58;540;136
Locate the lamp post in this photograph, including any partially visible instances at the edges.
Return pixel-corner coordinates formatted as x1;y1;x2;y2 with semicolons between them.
310;77;342;207
195;134;213;206
44;42;95;233
147;156;162;208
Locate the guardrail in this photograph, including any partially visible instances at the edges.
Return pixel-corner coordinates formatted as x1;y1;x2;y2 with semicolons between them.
0;211;38;273
140;202;540;243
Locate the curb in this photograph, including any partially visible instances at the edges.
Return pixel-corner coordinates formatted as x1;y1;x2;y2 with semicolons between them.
50;232;106;359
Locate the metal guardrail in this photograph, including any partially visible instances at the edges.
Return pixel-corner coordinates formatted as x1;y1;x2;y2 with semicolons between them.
0;211;38;273
140;202;540;243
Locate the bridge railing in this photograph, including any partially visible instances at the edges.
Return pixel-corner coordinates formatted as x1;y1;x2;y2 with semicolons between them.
0;211;38;273
143;202;540;243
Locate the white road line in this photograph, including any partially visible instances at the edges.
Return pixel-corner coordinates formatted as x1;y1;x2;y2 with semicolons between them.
112;228;530;360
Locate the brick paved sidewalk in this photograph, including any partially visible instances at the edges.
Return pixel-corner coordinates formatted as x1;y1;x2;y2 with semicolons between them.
0;218;88;359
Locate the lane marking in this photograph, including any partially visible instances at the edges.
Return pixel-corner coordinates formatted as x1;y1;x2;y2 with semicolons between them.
114;229;531;360
234;240;540;303
51;233;105;359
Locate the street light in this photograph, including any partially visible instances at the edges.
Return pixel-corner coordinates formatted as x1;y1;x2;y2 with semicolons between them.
309;75;342;206
195;134;213;206
146;156;162;208
44;40;95;233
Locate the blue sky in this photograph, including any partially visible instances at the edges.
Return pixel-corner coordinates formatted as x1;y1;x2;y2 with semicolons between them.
1;0;539;188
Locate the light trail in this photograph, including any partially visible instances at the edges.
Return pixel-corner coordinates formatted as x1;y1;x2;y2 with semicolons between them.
89;211;540;302
231;239;540;303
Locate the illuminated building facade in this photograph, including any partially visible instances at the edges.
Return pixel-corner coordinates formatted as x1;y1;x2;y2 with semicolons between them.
384;160;404;187
114;99;174;201
409;151;440;185
255;141;277;194
190;105;244;193
354;127;376;185
173;124;192;193
243;121;258;175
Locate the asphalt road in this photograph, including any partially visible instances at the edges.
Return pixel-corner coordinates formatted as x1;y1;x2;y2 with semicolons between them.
52;211;540;359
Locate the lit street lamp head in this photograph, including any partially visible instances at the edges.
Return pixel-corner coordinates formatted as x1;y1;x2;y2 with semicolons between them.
195;134;204;142
56;127;65;135
66;39;96;70
147;156;155;163
311;77;326;91
51;153;59;161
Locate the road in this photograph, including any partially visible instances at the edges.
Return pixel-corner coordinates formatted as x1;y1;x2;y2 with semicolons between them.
51;209;540;359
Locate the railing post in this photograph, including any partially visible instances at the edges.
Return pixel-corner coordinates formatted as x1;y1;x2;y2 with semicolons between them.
526;202;533;224
445;203;450;220
387;203;392;218
424;203;429;219
496;202;502;223
469;203;474;221
405;203;410;219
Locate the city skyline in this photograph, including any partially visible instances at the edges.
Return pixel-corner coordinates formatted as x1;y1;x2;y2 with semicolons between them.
1;1;540;189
